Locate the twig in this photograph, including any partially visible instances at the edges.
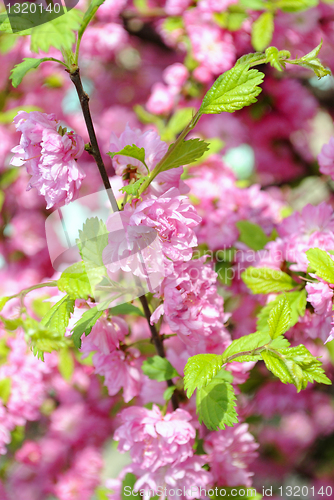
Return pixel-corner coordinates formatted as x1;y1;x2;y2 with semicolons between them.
69;67;179;410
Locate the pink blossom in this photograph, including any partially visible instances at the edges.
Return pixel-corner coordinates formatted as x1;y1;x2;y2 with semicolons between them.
92;348;142;402
81;316;128;356
146;83;175;115
114;405;196;471
306;281;333;315
80;23;128;60
163;63;189;87
152;257;228;345
130;456;213;499
204;424;259;487
165;0;192;16
318;136;334;179
109;124;168;177
11;111;85;209
130;189;201;265
15;441;42;466
54;447;103;500
278;202;334;272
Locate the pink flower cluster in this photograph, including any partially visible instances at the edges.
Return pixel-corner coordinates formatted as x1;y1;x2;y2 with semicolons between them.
81;316;142;402
11;111;85;209
112;405;212;498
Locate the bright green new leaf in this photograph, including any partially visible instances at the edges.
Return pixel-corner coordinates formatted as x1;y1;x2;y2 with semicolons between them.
257;290;306;331
275;0;318;13
287;41;330;78
0;12;33;33
142;355;179;382
78;0;106;42
0;316;23;331
163;385;176;401
222;330;290;362
30;9;82;53
109;303;145;317
120;178;147;197
70;306;104;349
236;220;270;250
162;107;195;141
10;58;52;88
241;266;297;294
306;247;334;284
235;52;265;67
265;46;290;71
0;297;9;313
0;105;42;123
268;295;291;339
251;12;274;52
121;474;137;500
239;0;266;9
78;217;109;289
58;348;75;382
196;372;238;430
184;354;223;397
0;378;11;404
261;345;331;392
108;144;148;171
24;316;69;361
159;138;209;173
40;295;75;336
58;262;92;300
199;64;264;114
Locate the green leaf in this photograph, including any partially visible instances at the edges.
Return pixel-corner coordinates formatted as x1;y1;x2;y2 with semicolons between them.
0;316;23;331
236;220;270;250
78;0;105;42
163;385;176;401
235;52;266;67
70;306;104;349
142;355;179;382
24;316;69;361
239;0;266;9
58;262;92;300
306;248;334;283
0;105;42;123
0;378;11;404
222;331;291;362
265;46;290;71
108;145;148;171
210;487;262;500
162;107;195;141
196;372;238;430
251;12;274;52
120;178;147;197
159;138;209;172
0;297;9;313
10;58;50;87
257;290;306;331
287;41;330;78
121;474;137;500
30;9;82;53
0;12;33;33
184;354;223;397
58;348;75;382
241;267;297;294
268;295;291;339
199;64;264;114
109;303;144;317
275;0;318;12
40;295;75;336
261;345;332;392
78;217;109;290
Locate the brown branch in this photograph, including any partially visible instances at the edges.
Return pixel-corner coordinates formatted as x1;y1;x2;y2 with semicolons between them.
69;67;179;410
